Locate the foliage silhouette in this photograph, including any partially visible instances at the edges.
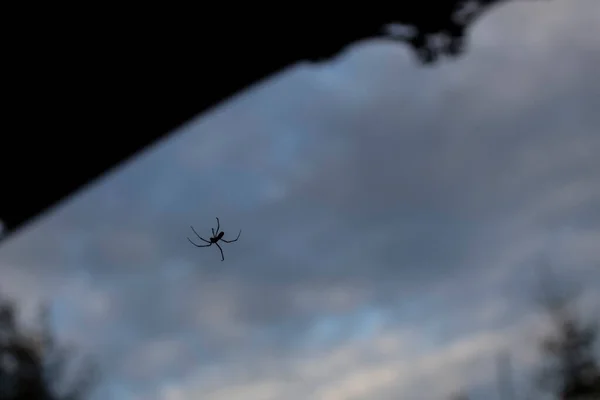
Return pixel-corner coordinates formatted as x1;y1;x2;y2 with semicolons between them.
382;0;508;64
0;293;97;400
535;294;600;399
444;268;598;400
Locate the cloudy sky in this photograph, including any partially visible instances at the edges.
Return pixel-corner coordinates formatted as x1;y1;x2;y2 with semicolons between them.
1;1;599;399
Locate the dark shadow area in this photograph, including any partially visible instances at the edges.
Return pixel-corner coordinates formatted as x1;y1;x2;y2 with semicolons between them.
1;0;541;243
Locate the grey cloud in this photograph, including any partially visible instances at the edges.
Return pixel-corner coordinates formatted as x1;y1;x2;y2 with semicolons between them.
1;1;599;398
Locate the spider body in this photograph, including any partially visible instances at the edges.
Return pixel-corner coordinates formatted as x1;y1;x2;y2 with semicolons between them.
210;231;224;243
187;217;241;261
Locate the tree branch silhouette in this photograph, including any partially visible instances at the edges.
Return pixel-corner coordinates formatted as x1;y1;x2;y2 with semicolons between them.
0;293;98;400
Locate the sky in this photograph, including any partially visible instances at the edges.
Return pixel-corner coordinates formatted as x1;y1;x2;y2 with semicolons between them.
1;1;600;399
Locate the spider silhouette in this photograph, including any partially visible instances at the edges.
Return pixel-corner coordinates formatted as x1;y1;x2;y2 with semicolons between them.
187;217;241;261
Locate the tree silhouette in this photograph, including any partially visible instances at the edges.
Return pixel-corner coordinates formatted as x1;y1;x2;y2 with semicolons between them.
534;273;600;399
536;304;600;399
0;293;97;400
382;0;524;64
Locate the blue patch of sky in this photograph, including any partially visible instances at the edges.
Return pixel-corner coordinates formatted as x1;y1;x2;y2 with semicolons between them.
304;306;389;349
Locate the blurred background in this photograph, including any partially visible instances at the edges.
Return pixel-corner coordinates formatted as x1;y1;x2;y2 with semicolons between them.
1;1;599;399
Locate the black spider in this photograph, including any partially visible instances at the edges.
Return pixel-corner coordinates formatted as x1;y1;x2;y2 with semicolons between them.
187;217;241;261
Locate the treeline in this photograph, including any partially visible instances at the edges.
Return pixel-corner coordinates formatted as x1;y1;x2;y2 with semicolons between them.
449;281;600;400
0;293;97;400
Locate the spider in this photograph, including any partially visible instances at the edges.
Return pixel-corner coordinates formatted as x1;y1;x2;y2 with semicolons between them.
187;217;241;261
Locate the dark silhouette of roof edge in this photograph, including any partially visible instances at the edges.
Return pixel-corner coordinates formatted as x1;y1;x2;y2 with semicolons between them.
0;1;540;243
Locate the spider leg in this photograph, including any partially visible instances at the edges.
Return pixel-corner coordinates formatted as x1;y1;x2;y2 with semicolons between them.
221;229;241;243
215;242;224;261
187;237;212;247
190;226;210;243
215;217;220;233
211;228;215;236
